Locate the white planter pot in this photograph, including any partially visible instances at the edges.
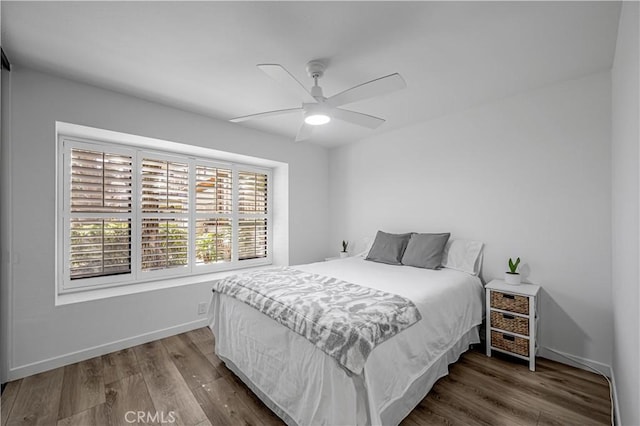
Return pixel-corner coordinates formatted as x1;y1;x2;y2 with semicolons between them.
339;252;349;258
504;272;521;285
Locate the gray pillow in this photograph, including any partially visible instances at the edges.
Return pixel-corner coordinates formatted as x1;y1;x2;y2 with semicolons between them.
365;231;412;265
401;233;451;269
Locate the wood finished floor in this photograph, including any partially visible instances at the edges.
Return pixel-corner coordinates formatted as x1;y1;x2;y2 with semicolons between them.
1;327;611;426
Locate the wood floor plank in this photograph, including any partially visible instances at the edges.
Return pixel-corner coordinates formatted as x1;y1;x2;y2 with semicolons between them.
192;376;265;426
105;373;159;426
401;402;456;426
6;368;64;426
536;357;610;387
399;414;427;426
57;356;106;420
135;340;208;426
459;353;611;424
185;327;214;347
533;359;610;401
102;348;140;385
427;376;530;426
57;404;110;426
443;365;539;425
199;348;233;378
536;409;608;426
463;352;611;413
1;380;22;425
415;379;487;426
448;360;594;425
224;373;285;426
185;327;234;378
191;337;215;359
161;333;221;390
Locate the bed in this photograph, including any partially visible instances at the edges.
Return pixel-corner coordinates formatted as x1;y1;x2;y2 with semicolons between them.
208;240;484;426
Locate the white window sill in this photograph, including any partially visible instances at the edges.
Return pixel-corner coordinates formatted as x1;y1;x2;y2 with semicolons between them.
55;265;274;306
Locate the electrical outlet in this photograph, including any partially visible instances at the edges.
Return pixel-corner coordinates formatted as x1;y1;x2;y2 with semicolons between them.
197;302;208;315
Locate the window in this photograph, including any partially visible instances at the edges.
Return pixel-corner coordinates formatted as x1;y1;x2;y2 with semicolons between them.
59;137;272;292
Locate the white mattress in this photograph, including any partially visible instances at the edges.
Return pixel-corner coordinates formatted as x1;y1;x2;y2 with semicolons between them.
209;257;484;425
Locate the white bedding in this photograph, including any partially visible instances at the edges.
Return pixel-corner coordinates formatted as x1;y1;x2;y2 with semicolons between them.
209;257;484;425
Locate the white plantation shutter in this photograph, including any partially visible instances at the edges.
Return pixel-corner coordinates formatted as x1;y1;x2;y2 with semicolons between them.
140;157;189;272
60;135;272;292
196;218;232;264
238;171;268;261
68;147;133;280
238;218;268;260
195;165;233;265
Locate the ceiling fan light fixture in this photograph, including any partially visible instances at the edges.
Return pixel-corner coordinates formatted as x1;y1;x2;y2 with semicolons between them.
304;103;331;125
304;113;331;125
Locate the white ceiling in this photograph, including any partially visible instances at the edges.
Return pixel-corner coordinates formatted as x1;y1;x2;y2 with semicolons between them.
2;1;621;147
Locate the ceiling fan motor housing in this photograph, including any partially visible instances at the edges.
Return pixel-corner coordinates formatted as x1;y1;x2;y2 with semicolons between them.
306;60;326;79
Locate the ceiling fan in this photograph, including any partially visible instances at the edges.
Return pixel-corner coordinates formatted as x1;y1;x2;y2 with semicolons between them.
230;60;407;142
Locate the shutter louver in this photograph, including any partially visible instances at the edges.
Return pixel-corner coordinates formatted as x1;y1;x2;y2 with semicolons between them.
141;218;189;271
239;171;268;214
71;149;133;213
196;219;232;264
238;219;268;260
70;219;132;279
196;166;232;213
141;159;189;213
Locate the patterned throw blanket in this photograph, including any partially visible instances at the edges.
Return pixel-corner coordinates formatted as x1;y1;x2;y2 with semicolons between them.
212;267;422;375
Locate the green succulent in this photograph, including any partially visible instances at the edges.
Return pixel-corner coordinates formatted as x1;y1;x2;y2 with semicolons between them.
508;257;521;274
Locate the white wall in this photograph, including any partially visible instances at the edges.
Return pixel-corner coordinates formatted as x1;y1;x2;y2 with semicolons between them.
0;0;9;383
0;68;9;384
611;2;639;425
329;72;613;368
2;66;329;380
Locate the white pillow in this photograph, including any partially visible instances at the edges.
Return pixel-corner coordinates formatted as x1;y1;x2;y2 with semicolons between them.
354;236;375;258
441;239;484;275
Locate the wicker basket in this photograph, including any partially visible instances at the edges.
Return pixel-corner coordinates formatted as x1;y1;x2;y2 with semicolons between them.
490;291;529;315
491;331;529;357
490;311;529;336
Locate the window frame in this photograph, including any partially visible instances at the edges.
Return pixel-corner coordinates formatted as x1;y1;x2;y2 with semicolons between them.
61;138;137;291
57;135;273;294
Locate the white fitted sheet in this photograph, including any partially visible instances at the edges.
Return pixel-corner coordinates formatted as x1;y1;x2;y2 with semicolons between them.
209;257;484;425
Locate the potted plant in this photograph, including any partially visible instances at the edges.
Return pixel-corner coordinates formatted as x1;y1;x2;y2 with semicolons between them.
505;257;521;285
340;240;349;258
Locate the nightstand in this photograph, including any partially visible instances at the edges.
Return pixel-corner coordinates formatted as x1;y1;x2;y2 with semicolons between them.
485;279;540;371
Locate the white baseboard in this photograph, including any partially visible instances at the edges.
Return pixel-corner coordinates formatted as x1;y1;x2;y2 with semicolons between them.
7;318;209;381
538;346;612;377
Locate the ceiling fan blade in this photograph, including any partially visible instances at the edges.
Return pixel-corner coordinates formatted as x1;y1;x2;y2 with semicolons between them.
332;108;385;129
258;64;316;104
230;107;302;123
295;122;314;142
326;73;406;108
